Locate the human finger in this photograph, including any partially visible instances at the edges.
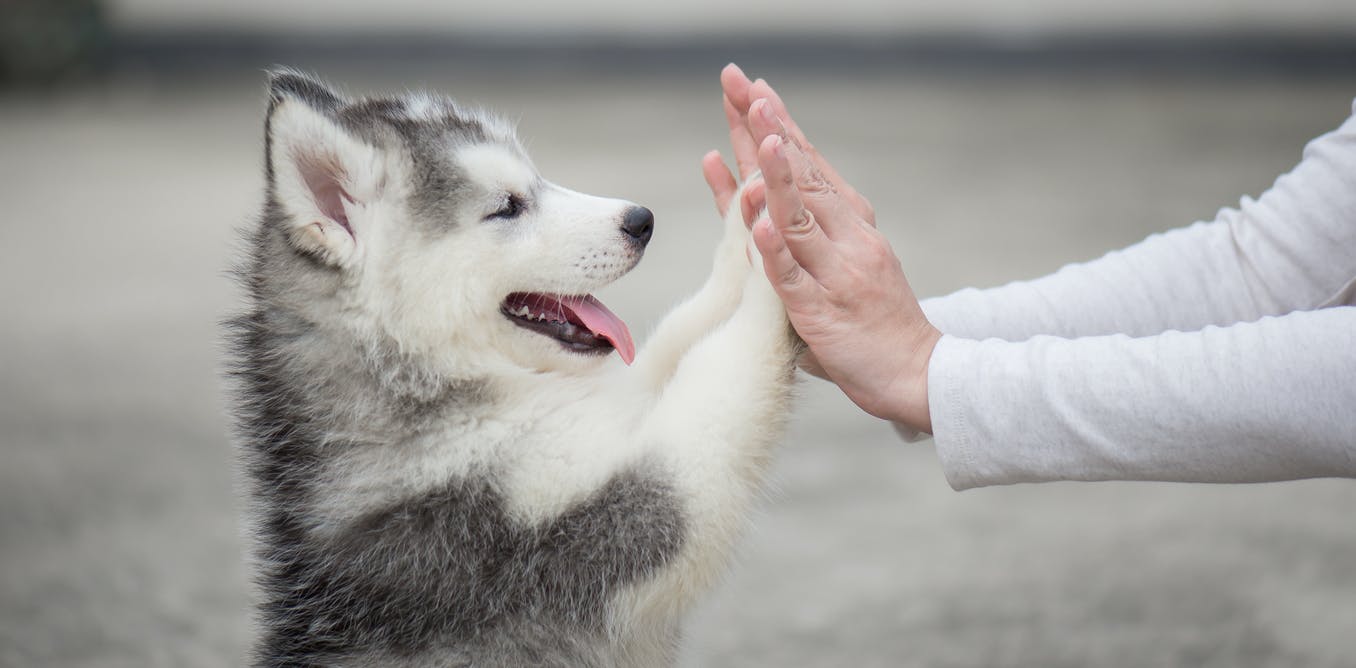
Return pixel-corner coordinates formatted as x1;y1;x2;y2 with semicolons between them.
745;79;838;190
745;79;810;152
720;64;761;177
747;99;862;241
723;95;760;179
701;150;738;218
720;63;754;115
745;80;876;226
752;216;824;306
746;79;841;187
757;134;837;279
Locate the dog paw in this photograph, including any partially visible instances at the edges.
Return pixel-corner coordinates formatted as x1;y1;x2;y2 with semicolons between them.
741;245;787;321
712;185;760;281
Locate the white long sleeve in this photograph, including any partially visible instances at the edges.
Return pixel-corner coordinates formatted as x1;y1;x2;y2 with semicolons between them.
911;99;1356;490
921;100;1356;341
929;310;1356;490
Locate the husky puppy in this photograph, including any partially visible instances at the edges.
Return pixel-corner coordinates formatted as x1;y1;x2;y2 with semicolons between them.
227;69;800;667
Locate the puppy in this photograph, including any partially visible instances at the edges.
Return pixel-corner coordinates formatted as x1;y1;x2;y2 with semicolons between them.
227;69;800;667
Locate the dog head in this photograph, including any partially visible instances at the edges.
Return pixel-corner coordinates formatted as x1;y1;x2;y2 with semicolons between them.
258;69;650;378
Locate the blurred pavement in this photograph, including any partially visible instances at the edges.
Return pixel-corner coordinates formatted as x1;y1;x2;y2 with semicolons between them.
1;63;1355;667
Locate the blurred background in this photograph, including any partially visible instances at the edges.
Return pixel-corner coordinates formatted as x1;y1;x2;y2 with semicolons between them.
2;1;1355;666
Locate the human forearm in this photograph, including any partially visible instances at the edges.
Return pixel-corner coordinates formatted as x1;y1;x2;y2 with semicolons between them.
929;307;1356;490
922;220;1278;341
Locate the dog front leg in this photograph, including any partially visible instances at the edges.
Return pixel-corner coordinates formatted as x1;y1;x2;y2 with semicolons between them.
633;261;801;610
631;184;758;391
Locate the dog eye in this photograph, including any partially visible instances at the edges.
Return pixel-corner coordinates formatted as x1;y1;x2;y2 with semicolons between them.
486;194;526;221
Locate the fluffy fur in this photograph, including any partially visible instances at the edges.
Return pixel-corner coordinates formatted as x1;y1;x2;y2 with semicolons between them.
226;69;800;667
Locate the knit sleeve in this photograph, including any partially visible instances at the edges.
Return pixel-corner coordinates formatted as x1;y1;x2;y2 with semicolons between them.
928;308;1356;490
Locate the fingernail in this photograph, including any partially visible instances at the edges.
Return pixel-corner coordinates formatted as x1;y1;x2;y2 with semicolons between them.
756;99;775;124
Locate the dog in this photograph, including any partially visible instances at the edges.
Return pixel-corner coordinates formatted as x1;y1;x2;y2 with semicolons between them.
226;69;801;667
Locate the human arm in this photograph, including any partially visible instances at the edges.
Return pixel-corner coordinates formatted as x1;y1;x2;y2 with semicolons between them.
929;308;1356;489
705;65;1356;466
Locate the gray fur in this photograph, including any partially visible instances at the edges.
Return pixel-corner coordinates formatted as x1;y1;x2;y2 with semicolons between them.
251;465;684;666
228;71;687;667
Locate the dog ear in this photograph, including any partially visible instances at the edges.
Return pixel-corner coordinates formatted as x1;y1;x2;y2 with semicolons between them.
264;68;383;267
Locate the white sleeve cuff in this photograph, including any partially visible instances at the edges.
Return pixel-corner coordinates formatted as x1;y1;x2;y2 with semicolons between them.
888;335;984;490
924;335;985;491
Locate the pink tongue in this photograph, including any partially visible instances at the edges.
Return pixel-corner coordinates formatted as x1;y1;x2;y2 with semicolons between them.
559;294;636;365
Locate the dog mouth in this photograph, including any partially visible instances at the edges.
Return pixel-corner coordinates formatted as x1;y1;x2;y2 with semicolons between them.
500;292;636;365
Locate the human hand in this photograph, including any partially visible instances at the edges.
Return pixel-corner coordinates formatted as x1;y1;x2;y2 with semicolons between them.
702;64;885;382
708;66;941;432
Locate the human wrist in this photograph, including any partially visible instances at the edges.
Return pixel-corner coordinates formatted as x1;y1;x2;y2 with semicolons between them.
888;323;942;433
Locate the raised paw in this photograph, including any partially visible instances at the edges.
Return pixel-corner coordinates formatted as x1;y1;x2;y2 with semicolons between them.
713;173;762;269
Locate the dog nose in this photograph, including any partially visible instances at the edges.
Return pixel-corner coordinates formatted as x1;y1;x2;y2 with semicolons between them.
621;206;654;247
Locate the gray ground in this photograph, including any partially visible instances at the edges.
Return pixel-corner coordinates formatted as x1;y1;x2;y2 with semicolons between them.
2;63;1354;667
